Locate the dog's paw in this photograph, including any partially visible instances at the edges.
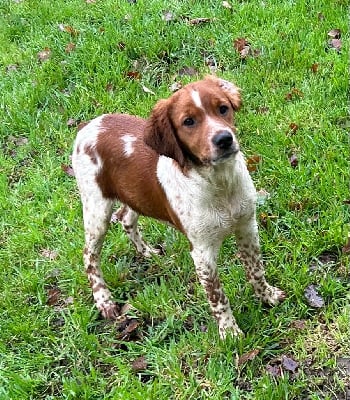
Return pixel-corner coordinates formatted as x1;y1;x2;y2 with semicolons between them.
100;301;120;319
260;285;286;305
219;324;243;340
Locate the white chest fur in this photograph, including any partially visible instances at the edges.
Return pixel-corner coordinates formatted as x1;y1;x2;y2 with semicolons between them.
156;154;257;245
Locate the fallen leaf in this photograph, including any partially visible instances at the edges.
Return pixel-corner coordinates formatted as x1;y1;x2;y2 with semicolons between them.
162;11;174;22
246;154;261;172
317;12;325;20
328;29;341;39
233;37;249;52
47;287;61;306
6;64;18;73
141;84;155;95
60;25;79;36
86;0;96;3
256;189;270;206
105;83;114;92
61;164;75;177
304;284;324;308
290;320;307;330
289;153;298;168
10;136;29;146
37;47;51;62
222;1;232;9
266;364;282;377
281;355;298;373
285;87;303;101
328;38;342;52
117;42;126;50
286;123;299;135
256;106;269;114
126;71;141;80
131;356;148;372
238;349;260;365
67;118;78;127
117;318;140;340
189;17;213;25
169;82;182;92
41;248;59;261
177;66;198;76
65;42;76;53
311;63;319;73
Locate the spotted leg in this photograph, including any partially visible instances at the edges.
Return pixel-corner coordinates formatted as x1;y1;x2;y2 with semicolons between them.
116;205;160;257
191;244;242;339
81;192;119;319
235;215;286;305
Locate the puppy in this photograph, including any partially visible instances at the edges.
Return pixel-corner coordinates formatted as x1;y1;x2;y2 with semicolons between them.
72;77;285;338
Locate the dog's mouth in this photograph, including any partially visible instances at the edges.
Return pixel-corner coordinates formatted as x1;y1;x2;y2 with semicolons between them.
211;146;240;165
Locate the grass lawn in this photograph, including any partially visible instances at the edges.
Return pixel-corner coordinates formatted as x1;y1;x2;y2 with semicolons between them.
0;0;349;398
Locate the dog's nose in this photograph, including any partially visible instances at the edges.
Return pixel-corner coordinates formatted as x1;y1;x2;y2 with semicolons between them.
212;131;233;150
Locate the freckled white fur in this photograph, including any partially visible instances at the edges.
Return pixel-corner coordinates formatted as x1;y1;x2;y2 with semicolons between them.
121;134;137;157
156;153;257;245
191;90;203;109
72;115;111;232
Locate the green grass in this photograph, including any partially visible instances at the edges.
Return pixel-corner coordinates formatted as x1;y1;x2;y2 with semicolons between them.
0;0;349;398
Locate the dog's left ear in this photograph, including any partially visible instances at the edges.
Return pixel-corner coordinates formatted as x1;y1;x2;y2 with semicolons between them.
144;99;186;168
210;77;241;111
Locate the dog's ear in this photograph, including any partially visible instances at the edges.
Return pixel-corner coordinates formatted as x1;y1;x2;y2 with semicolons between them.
144;99;186;168
209;77;241;111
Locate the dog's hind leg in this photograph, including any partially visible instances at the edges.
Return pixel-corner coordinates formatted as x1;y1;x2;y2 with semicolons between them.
80;191;119;318
116;205;160;257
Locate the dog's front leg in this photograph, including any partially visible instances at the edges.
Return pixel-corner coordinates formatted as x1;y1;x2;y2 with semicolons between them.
191;245;242;339
235;215;286;304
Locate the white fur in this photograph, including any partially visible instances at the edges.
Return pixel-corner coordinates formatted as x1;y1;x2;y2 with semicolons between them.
156;153;256;245
191;90;203;109
121;134;137;157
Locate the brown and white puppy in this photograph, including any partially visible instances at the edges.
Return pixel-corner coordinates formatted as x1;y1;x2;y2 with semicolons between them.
72;76;285;339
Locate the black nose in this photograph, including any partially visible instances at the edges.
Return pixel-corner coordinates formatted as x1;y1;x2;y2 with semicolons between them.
212;131;233;150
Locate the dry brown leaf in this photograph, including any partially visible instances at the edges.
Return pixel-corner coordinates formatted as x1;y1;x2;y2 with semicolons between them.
61;164;75;177
281;355;299;373
38;47;51;62
131;356;148;372
328;38;342;52
285;88;304;101
311;63;319;73
290;320;307;330
233;38;249;52
65;42;76;53
177;66;198;77
126;71;141;80
67;118;78;127
289;153;298;168
246;154;261;172
41;248;59;261
327;29;341;39
47;287;61;306
189;17;212;25
162;11;174;22
238;349;260;365
169;82;183;92
286;123;299;135
304;284;324;308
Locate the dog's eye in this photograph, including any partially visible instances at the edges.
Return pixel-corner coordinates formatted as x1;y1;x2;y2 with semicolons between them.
183;117;195;126
219;105;229;115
